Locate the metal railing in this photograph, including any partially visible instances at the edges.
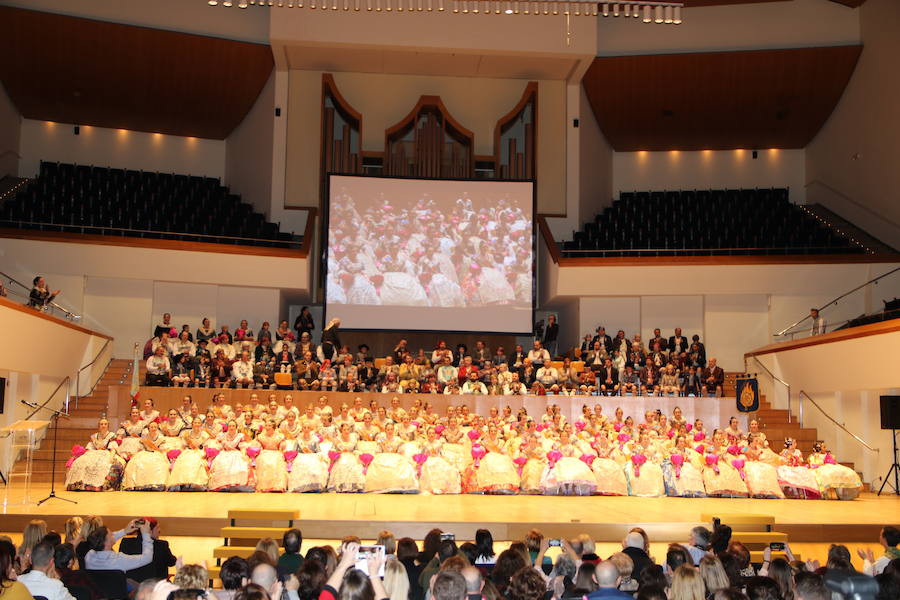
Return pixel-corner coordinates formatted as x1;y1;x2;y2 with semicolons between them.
746;354;793;424
0;270;81;321
561;245;861;257
24;376;70;420
0;219;302;249
75;338;112;410
799;390;879;453
775;266;900;338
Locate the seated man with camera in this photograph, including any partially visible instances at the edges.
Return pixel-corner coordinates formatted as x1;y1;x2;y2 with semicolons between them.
84;518;154;574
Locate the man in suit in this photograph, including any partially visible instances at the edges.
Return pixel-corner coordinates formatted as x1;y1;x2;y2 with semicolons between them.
668;328;688;355
119;518;176;583
591;326;613;354
471;340;491;368
620;532;656;587
507;344;527;371
701;358;724;397
598;358;619;396
649;328;668;353
810;308;826;336
542;314;559;358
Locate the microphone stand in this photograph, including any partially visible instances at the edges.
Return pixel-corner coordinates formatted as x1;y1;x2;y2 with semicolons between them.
22;399;77;505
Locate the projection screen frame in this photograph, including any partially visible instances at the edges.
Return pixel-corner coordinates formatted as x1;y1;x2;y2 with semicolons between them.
323;173;536;335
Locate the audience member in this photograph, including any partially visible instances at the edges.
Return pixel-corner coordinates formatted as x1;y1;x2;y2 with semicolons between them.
586;561;632;599
215;557;250;600
622;532;654;586
120;517;177;582
670;564;705;600
278;529;305;576
54;543;104;600
0;539;34;600
18;542;76;600
860;525;900;577
84;519;153;573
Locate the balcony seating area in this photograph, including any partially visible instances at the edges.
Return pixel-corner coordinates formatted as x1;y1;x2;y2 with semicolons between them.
562;188;865;257
0;162;301;248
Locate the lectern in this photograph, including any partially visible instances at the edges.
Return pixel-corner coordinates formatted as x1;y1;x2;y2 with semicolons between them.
1;420;49;507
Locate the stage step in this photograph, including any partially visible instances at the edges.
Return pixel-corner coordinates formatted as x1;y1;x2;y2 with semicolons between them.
228;509;299;523
213;545;281;559
699;514;774;529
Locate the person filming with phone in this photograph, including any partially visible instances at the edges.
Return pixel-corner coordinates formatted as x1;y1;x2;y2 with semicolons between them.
85;518;155;591
318;541;389;600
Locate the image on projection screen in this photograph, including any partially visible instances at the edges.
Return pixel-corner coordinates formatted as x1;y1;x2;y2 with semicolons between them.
325;175;534;333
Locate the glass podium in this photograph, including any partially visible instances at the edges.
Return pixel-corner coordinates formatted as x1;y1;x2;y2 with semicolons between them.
2;420;49;508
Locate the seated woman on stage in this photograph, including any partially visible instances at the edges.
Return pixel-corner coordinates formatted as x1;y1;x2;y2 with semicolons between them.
470;423;520;494
122;420;170;491
624;430;665;497
140;398;161;424
66;417;124;491
723;417;744;444
116;407;147;460
540;429;597;496
160;409;185;448
167;416;210;491
807;441;863;500
591;429;629;496
776;438;822;500
418;425;461;494
701;429;748;498
662;434;706;498
741;432;784;499
365;422;419;493
288;422;329;493
208;419;254;492
327;423;366;492
354;411;380;442
253;419;288;492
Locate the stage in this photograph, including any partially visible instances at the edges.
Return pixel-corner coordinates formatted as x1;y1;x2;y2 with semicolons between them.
2;483;895;544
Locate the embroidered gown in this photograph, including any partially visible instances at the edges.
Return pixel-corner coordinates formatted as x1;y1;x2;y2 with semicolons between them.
809;452;862;500
208;431;254;492
776;450;822;499
702;448;749;498
540;442;597;496
591;441;629;496
742;447;784;499
116;419;146;460
662;446;707;498
625;443;666;497
364;435;419;493
327;435;366;492
122;433;170;491
254;431;288;492
418;438;461;495
167;430;210;491
65;431;124;491
288;434;329;493
473;436;520;494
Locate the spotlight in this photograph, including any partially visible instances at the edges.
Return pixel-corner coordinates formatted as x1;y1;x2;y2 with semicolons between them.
664;5;672;23
601;2;609;16
673;5;681;23
642;4;650;22
654;5;663;22
208;0;219;5
612;3;619;16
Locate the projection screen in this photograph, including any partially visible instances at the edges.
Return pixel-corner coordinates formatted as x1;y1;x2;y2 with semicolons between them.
325;175;534;333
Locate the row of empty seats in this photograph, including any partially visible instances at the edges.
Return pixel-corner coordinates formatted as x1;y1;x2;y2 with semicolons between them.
562;188;865;257
0;162;301;248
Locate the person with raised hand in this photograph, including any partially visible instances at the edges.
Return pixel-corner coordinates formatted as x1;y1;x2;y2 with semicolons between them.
318;542;389;600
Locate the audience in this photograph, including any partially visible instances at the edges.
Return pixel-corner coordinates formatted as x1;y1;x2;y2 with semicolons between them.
17;542;75;600
119;517;177;583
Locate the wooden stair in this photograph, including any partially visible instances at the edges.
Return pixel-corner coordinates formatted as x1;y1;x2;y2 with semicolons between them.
8;358;134;484
209;509;300;584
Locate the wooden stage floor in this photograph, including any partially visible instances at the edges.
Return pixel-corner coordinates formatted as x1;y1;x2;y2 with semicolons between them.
3;484;896;543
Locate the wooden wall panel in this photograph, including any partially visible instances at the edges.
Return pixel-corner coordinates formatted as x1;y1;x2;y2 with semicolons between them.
0;7;273;140
583;46;862;151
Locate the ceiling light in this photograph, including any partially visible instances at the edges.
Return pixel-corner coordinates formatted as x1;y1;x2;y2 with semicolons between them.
208;0;218;5
612;3;619;17
664;5;672;22
673;5;681;23
654;5;663;22
642;4;651;22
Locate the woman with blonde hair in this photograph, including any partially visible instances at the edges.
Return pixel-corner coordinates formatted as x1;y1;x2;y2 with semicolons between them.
699;555;731;596
670;564;705;600
255;538;280;566
174;564;209;590
64;517;84;545
382;558;410;600
16;519;48;572
76;516;103;568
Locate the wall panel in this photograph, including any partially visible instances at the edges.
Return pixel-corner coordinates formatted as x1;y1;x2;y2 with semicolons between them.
578;297;640;343
704;294;768;371
152;282;219;336
640;296;704;349
83;278;154;357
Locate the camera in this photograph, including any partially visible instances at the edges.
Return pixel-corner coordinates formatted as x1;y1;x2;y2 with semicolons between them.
769;542;785;551
355;545;385;577
824;571;880;600
548;539;562;547
440;533;456;542
134;519;146;526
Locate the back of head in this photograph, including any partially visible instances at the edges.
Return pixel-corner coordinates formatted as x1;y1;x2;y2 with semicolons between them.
440;556;469;573
338;569;374;600
420;529;444;563
297;559;327;600
671;564;705;600
636;585;668;600
382;559;409;599
826;544;851;566
396;538;418;562
714;590;750;600
710;525;733;555
135;578;159;600
283;529;303;555
220;556;250;591
235;582;272;600
577;533;596;556
88;526;109;552
745;576;783;600
506;566;546;600
573;562;598;593
552;554;576;581
54;543;76;572
438;540;458;564
718;552;744;588
376;530;396;556
607;552;634;578
883;526;900;548
699;555;731;594
727;542;751;570
667;544;692;571
0;540;15;584
249;550;276;572
640;565;668;590
251;562;278;591
460;566;483;594
475;528;494;560
22;519;48;554
691;527;711;550
624;532;646;551
458;543;478;566
491;549;526;590
174;564;209;590
793;572;828;600
432;570;466;600
256;538;280;564
42;531;62;549
595;560;621;588
30;542;54;569
524;529;543;554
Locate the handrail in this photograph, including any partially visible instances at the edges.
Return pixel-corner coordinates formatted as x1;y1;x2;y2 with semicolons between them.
25;376;70;420
0;269;81;321
775;265;900;337
0;219;302;248
805;179;900;232
799;390;879;453
75;338;112;410
745;354;792;424
562;245;865;255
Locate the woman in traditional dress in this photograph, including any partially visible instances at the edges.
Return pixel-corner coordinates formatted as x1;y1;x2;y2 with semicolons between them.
591;430;629;496
723;417;744;445
808;442;863;500
65;418;124;491
702;429;749;498
159;409;185;449
355;411;381;442
776;438;822;499
289;422;329;492
122;421;170;491
115;407;147;460
540;429;597;496
253;419;288;492
208;420;254;492
662;434;707;498
625;430;666;497
473;423;520;493
327;423;366;492
279;411;302;441
167;417;210;491
140;398;161;424
518;433;547;494
418;426;461;494
365;422;419;493
440;416;469;473
740;432;784;499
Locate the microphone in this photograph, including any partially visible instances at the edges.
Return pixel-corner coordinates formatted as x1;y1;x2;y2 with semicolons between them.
20;399;36;408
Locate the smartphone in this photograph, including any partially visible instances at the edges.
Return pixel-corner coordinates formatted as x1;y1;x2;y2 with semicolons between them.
548;539;562;547
770;542;786;551
440;533;456;542
355;545;385;577
134;519;145;526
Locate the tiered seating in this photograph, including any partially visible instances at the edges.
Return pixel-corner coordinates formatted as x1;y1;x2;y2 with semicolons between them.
0;162;301;248
562;188;865;257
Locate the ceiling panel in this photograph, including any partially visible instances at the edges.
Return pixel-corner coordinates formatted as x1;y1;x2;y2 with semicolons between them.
0;7;273;139
582;45;862;151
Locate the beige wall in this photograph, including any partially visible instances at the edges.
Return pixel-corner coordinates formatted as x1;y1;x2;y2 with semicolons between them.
597;0;860;56
226;70;276;218
285;71;567;214
0;82;20;178
613;149;807;202
578;86;613;225
806;0;900;250
19;119;226;180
